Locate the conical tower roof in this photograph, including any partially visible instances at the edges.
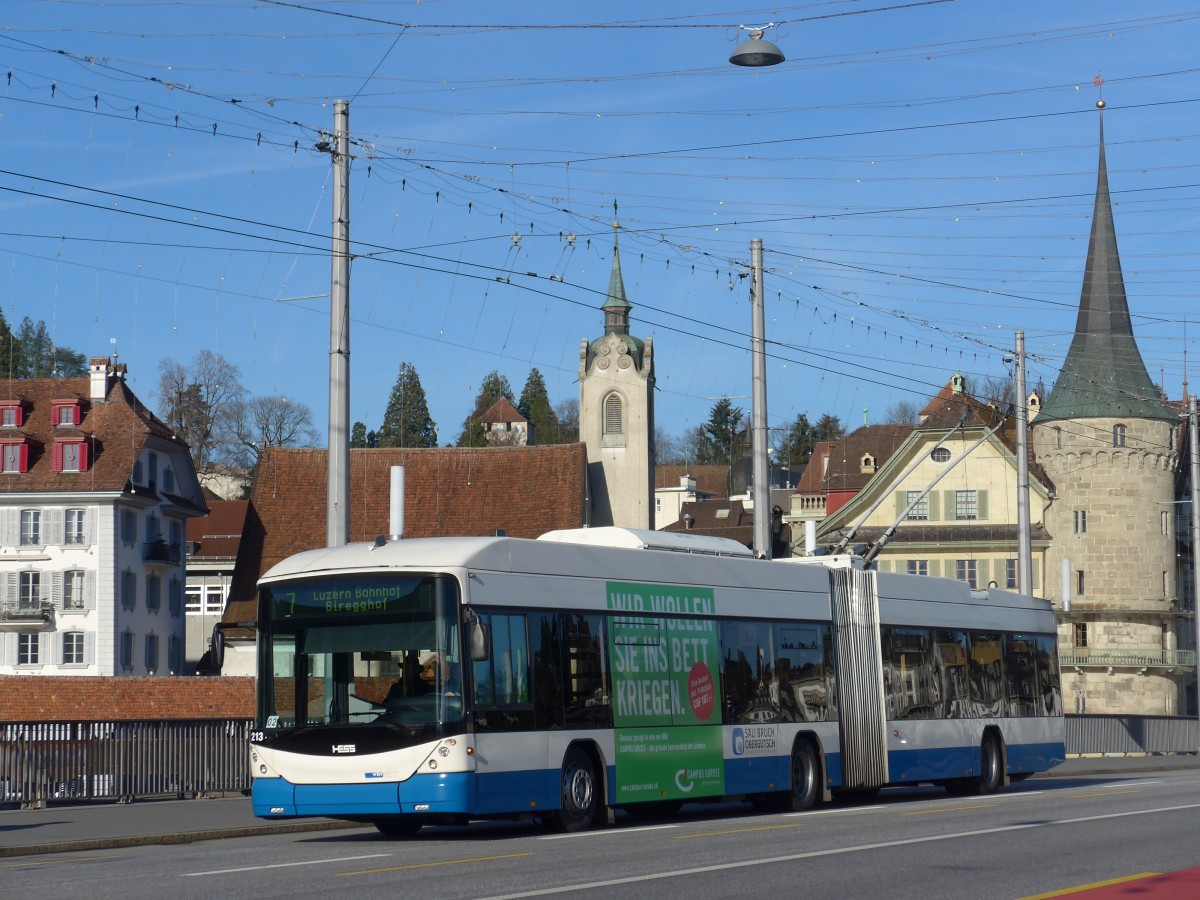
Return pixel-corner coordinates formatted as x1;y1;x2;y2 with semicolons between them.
602;221;632;318
1037;115;1175;423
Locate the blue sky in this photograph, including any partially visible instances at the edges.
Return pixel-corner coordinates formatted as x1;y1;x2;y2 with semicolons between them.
2;1;1198;447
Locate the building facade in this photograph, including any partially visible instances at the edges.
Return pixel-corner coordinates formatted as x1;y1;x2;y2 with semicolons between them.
0;358;206;676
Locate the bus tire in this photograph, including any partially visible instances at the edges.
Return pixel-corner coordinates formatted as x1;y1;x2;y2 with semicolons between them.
785;742;820;811
374;817;422;837
977;734;1002;795
548;746;600;832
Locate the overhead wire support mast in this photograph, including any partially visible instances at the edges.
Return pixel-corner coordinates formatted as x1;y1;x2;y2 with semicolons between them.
327;100;351;548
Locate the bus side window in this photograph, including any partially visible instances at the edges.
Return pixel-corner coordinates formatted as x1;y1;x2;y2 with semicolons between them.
532;612;566;729
472;613;531;707
564;614;611;729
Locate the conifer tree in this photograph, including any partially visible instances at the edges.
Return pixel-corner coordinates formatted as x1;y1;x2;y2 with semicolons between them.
456;370;514;447
518;368;559;444
377;362;437;448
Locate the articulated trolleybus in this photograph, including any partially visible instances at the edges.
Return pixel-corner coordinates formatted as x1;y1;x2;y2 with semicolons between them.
250;527;1063;835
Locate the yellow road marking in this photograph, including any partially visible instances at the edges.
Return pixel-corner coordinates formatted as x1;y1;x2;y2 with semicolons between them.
1017;871;1160;899
904;804;996;816
340;852;532;876
1071;790;1139;799
0;855;122;868
675;823;805;839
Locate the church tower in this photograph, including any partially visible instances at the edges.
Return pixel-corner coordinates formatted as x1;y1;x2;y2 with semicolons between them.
1031;111;1183;715
579;221;655;528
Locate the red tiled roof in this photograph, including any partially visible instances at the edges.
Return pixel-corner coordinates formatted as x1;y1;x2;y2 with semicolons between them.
0;675;255;720
0;373;185;494
186;499;250;560
822;425;912;492
794;441;834;493
480;397;526;424
224;444;588;621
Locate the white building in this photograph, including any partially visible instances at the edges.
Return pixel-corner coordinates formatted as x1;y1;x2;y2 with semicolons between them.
0;357;206;675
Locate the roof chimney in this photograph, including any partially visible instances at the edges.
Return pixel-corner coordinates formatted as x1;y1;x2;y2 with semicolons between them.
89;357;112;402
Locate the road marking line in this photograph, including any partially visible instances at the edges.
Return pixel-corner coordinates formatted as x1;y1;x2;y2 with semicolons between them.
905;803;997;816
182;853;391;877
675;823;805;839
784;805;885;817
1070;790;1139;799
340;852;532;876
541;824;678;840
1018;871;1160;899
0;855;122;868
476;802;1200;900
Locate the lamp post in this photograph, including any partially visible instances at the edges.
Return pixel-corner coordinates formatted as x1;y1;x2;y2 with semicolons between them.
729;29;784;557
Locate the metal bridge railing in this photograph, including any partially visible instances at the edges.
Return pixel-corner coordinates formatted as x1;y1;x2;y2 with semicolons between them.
1065;714;1199;756
0;719;251;807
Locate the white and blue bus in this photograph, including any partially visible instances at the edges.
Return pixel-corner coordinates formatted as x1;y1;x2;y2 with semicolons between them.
249;527;1063;835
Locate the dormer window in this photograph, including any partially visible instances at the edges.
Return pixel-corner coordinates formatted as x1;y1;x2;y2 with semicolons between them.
0;401;23;428
1;439;28;473
53;439;89;473
52;400;81;427
860;453;876;473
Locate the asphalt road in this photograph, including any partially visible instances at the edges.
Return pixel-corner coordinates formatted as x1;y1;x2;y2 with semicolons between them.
2;758;1199;900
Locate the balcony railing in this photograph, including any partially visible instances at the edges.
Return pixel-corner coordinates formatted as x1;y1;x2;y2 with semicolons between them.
0;598;54;623
142;540;182;566
1059;648;1197;670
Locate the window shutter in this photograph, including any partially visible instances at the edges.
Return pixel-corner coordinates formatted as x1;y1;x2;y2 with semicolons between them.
47;508;64;545
17;442;28;473
52;571;63;607
84;571;95;610
977;490;989;521
52;441;64;473
977;559;989;586
79;441;90;472
1032;565;1041;590
895;492;907;519
927;491;940;522
39;631;50;663
604;393;623;434
1;632;12;665
0;509;12;547
944;491;955;521
84;632;95;666
3;572;15;604
928;559;940;578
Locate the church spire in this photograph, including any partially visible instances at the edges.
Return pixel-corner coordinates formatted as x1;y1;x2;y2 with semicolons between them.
1036;107;1174;423
602;207;632;336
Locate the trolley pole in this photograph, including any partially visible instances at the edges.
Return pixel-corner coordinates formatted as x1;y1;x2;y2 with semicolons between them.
750;238;770;559
327;99;351;547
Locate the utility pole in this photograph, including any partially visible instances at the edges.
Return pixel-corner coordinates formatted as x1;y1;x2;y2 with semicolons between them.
1189;396;1200;736
1015;331;1033;594
750;238;770;559
327;99;351;547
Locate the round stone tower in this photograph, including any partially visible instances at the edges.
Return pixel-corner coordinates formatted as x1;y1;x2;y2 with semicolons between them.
1031;114;1183;715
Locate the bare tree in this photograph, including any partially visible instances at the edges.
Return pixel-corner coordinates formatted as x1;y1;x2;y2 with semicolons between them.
230;395;319;467
157;351;245;471
882;398;924;425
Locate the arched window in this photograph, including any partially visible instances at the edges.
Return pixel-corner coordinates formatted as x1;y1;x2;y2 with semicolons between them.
604;393;624;436
1112;424;1126;448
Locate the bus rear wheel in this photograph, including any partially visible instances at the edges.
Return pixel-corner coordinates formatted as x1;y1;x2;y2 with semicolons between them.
977;735;1003;795
547;746;600;832
374;817;422;837
785;742;820;811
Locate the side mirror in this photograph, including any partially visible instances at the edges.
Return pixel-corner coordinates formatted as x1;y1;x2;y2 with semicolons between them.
470;619;489;662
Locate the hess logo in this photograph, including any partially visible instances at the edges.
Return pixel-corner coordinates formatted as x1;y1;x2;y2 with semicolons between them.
331;744;357;754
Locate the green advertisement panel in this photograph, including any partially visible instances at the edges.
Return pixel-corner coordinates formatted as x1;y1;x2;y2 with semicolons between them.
614;726;725;804
606;581;725;803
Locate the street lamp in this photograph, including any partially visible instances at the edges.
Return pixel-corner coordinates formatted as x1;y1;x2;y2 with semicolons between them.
729;26;786;68
728;27;783;556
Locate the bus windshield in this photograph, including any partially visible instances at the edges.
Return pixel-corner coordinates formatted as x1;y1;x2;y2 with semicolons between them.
256;573;464;734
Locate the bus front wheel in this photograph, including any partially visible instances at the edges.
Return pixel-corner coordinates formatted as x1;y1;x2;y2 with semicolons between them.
547;746;600;832
374;817;422;838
